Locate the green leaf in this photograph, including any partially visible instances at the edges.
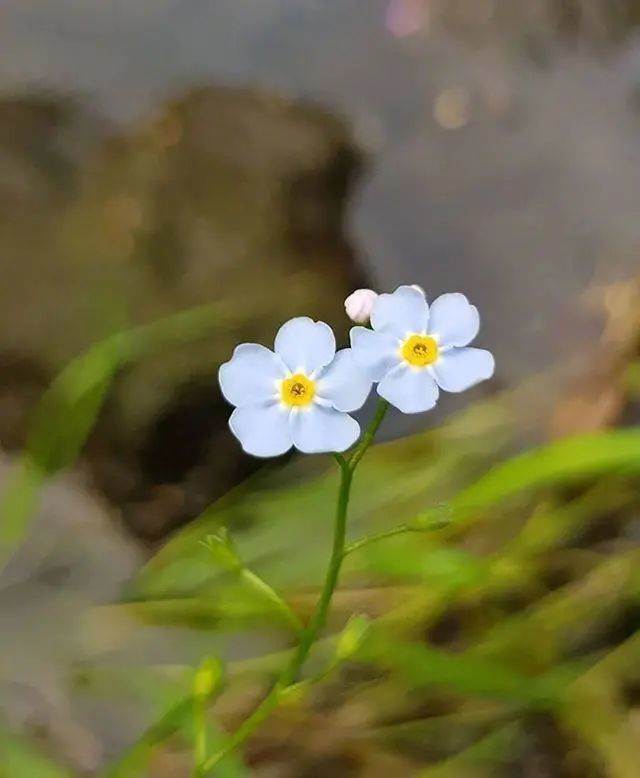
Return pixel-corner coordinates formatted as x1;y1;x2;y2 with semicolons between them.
364;541;486;587
0;340;121;562
419;723;525;777
335;614;372;662
131;402;511;600
417;429;640;528
359;629;571;706
101;594;296;631
0;731;72;778
0;300;234;568
133;409;640;604
106;699;249;778
26;339;122;475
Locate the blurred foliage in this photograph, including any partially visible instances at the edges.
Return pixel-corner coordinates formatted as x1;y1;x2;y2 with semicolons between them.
5;1;640;773
112;380;640;774
2;288;640;775
0;732;73;778
0;301;239;565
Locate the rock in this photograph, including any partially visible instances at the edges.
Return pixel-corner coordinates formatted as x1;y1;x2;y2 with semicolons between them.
0;87;364;538
0;452;142;772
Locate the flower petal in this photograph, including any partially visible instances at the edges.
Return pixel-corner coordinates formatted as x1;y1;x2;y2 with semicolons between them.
377;364;439;414
431;347;495;393
370;285;429;338
428;293;479;348
316;349;372;412
229;402;293;457
274;317;336;374
219;344;287;407
350;327;401;382
290;405;360;454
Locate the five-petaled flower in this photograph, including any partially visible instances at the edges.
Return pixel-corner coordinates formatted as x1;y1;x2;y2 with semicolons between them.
350;285;494;414
219;317;372;457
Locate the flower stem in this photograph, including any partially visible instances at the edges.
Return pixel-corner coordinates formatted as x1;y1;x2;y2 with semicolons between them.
281;454;352;685
347;399;388;472
343;515;452;557
192;699;207;777
201;399;388;773
343;523;424;556
240;568;304;635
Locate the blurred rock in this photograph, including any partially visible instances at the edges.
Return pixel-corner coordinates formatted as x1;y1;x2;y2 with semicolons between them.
0;87;364;538
0;452;143;772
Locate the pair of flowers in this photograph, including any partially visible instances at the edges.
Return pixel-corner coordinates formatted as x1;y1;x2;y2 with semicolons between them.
219;285;494;457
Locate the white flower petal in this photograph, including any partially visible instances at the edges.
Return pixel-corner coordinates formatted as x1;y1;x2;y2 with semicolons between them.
377;364;439;414
219;344;287;407
316;349;372;412
350;327;401;382
274;317;336;374
229;402;293;458
431;347;495;393
290;405;360;454
370;285;429;338
428;293;480;348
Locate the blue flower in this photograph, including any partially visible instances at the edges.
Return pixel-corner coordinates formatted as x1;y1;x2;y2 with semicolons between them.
350;286;494;414
219;317;372;457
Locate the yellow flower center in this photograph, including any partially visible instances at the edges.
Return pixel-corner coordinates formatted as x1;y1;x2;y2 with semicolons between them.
401;334;439;368
280;373;316;407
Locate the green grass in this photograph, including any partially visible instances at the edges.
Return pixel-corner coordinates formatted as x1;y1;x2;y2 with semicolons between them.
4;301;640;774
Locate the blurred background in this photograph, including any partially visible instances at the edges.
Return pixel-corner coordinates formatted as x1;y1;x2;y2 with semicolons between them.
3;1;640;775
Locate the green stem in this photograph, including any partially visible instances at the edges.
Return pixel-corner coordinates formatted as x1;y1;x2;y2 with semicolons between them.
344;524;424;556
347;399;388;471
192;657;224;777
240;568;304;635
201;399;388;774
105;698;192;777
192;698;207;777
281;454;352;684
343;516;452;557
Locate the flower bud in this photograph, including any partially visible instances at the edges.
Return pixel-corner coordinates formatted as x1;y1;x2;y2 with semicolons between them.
193;656;223;699
335;614;371;662
345;289;378;324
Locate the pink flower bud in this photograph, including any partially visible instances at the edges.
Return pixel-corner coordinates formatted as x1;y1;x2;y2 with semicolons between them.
344;289;378;324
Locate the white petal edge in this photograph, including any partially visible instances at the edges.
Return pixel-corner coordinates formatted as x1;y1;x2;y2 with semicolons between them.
431;347;495;393
219;344;288;407
289;405;360;454
316;348;372;412
274;317;336;374
350;326;401;382
428;293;480;348
229;402;293;458
377;364;439;414
370;285;429;338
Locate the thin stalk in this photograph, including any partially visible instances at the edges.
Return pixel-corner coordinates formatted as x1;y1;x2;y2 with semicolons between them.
280;455;352;684
201;400;389;774
192;697;207;778
347;399;388;471
240;568;304;635
191;657;224;777
343;517;452;557
344;524;425;556
105;698;192;777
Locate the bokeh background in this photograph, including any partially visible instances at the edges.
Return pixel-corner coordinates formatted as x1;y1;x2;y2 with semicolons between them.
3;1;640;775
